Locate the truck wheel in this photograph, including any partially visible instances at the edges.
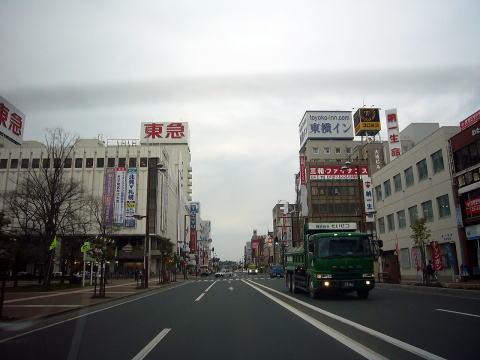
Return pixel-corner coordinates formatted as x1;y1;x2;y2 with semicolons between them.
308;279;317;299
286;274;291;291
357;289;369;299
292;276;298;294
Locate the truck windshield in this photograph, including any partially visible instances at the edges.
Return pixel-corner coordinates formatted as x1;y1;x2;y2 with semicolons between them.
314;236;372;258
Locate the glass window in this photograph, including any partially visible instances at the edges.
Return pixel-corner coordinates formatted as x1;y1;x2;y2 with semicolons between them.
129;158;137;168
86;158;94;168
118;158;126;167
384;179;392;198
400;248;411;269
0;159;7;169
64;158;72;168
378;217;385;234
96;158;104;168
335;147;341;154
42;158;50;168
393;174;402;192
140;157;148;167
21;159;29;168
324;147;330;154
397;210;406;229
469;142;480;164
387;214;395;232
75;158;83;169
405;167;414;187
346;147;352;154
431;150;444;174
148;157;159;167
107;158;116;167
375;185;382;201
53;158;62;168
421;200;433;222
10;159;18;168
312;147;319;154
408;205;418;225
416;159;428;182
436;194;451;218
32;158;40;168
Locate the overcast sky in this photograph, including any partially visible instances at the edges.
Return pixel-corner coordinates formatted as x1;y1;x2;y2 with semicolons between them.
1;0;479;260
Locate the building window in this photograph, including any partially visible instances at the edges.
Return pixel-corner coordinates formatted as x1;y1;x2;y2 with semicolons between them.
64;158;72;168
431;150;444;174
107;158;116;167
324;147;330;154
32;158;40;168
400;248;411;269
417;159;428;182
437;194;451;218
387;214;395;232
312;147;319;154
397;210;406;229
405;167;414;187
335;147;341;154
393;173;402;192
408;205;418;225
421;200;433;222
118;158;126;167
384;179;392;198
378;217;385;233
0;159;7;169
129;158;137;168
75;158;83;169
86;158;94;168
10;159;18;169
375;185;382;201
21;159;29;169
42;158;50;168
454;140;480;172
140;157;148;167
346;147;352;154
96;158;104;168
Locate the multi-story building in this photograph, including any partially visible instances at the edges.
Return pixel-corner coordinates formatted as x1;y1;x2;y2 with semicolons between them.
449;110;480;277
244;241;252;266
372;125;461;282
0;122;211;276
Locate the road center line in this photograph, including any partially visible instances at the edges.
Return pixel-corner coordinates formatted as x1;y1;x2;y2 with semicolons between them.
0;281;190;344
242;280;386;360
195;293;205;302
204;280;217;292
248;280;445;360
131;328;171;360
435;309;480;318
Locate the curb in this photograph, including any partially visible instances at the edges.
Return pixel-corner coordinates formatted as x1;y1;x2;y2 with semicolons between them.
0;280;192;326
376;282;480;295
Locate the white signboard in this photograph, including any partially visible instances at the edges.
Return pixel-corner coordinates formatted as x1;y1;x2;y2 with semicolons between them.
307;223;357;231
362;176;375;222
124;168;137;227
140;122;190;144
0;96;26;145
299;111;354;147
385;109;402;160
114;168;127;226
190;202;200;214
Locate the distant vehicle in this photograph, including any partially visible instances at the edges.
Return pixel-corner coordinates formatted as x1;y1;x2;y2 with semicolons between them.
215;271;224;278
16;271;33;279
270;265;285;278
199;265;210;276
223;270;233;277
73;271;90;278
247;265;259;275
52;271;63;277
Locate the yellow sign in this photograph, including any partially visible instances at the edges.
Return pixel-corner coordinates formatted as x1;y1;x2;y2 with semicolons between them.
355;122;381;133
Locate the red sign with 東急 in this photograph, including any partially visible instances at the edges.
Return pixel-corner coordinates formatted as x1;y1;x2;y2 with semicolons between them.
465;197;480;217
431;241;443;271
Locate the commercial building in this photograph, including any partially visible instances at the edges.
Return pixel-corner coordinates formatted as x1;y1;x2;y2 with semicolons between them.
372;125;461;282
0;122;212;276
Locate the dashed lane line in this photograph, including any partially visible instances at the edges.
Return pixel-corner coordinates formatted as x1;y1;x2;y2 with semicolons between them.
131;328;171;360
435;309;480;318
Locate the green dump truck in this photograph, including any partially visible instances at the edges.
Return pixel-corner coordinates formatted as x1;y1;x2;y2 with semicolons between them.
285;223;380;299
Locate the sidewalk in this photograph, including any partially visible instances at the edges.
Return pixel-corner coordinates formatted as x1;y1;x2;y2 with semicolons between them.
398;279;480;290
1;277;190;322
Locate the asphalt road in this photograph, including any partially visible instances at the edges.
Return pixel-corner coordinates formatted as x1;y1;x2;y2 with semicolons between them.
1;273;479;360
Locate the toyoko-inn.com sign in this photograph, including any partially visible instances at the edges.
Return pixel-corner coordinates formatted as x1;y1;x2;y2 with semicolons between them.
299;111;354;147
140;122;190;144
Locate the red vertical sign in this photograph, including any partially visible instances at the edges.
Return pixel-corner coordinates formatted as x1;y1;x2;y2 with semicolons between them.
431;241;443;271
299;155;306;185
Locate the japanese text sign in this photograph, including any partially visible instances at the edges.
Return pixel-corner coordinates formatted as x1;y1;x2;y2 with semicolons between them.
460;110;480;131
299;111;353;147
362;176;375;222
124;168;137;227
309;166;368;180
0;96;26;145
465;197;480;217
299;155;306;185
114;168;127;226
385;109;402;161
140;122;190;144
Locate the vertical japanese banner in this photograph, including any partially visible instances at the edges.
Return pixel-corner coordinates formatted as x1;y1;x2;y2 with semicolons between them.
299;155;306;185
412;247;421;271
125;168;137;227
431;241;443;271
385;109;402;160
103;168;116;228
113;167;127;226
362;176;375;222
189;214;197;253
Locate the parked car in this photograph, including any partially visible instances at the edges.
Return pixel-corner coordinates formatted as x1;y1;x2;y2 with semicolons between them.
214;271;224;278
269;264;285;278
52;271;63;278
247;266;259;275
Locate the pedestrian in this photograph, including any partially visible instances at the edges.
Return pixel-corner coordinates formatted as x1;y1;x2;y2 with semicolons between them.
134;269;138;282
426;261;435;282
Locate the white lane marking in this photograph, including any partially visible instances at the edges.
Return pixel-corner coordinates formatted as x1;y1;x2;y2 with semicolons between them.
0;281;189;344
131;328;171;360
242;280;386;360
204;280;217;293
435;309;480;318
228;287;234;291
249;280;445;360
194;293;205;302
4;305;83;308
